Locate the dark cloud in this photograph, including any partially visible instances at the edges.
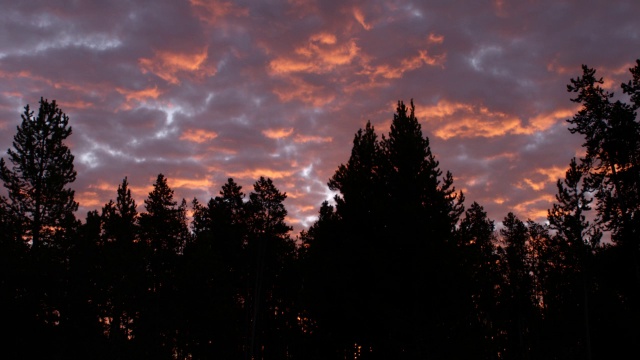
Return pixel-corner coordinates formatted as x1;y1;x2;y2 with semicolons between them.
1;0;639;235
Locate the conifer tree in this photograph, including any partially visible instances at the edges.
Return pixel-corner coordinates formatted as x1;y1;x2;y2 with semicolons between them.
456;202;501;356
567;64;640;248
498;213;536;360
545;158;600;359
100;177;144;355
246;177;296;359
0;98;79;358
0;98;78;251
183;178;247;358
137;174;190;358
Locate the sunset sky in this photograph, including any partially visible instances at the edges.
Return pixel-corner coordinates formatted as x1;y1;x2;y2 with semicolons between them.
1;0;639;235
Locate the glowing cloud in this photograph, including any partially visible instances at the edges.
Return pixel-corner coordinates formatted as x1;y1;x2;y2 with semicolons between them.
116;86;161;102
229;168;295;180
272;76;336;106
512;194;555;221
139;47;215;84
169;177;214;191
189;0;249;23
75;191;103;208
294;134;333;143
353;8;372;30
269;34;360;75
359;49;446;80
180;128;219;143
263;128;294;139
428;32;445;44
418;100;575;140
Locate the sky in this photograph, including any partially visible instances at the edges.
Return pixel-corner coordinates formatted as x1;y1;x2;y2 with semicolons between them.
1;0;639;236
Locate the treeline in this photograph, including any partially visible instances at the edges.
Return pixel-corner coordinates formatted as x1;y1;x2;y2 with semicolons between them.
1;62;639;359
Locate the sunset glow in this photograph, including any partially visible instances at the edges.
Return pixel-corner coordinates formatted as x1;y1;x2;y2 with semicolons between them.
1;0;638;234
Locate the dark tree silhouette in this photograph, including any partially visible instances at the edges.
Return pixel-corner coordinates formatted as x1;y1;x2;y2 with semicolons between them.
566;61;640;359
303;100;465;359
497;213;536;360
456;202;501;358
137;174;191;359
544;158;600;359
182;178;248;358
98;177;145;358
245;176;296;360
567;64;640;252
0;98;79;359
0;97;78;251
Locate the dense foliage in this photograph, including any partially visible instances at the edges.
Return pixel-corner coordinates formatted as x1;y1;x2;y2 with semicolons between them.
1;62;640;359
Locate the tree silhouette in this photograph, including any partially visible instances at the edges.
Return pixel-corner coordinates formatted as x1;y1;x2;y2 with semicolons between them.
543;158;601;359
0;97;78;251
566;61;640;359
137;174;190;359
303;100;465;359
456;202;501;358
245;176;296;359
567;64;640;252
497;213;536;360
182;178;248;358
98;177;145;358
0;98;79;358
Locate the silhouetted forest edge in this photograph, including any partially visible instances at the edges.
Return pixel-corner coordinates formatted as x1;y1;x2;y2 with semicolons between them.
1;61;640;359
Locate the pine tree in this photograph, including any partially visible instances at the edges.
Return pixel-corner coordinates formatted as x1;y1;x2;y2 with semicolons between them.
304;100;465;358
566;64;640;248
498;213;536;360
245;177;295;359
183;178;248;358
99;177;145;356
137;174;190;358
0;97;78;251
456;202;501;357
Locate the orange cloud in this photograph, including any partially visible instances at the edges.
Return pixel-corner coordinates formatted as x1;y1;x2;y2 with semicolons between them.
169;177;214;191
417;100;575;139
189;0;249;23
521;178;547;191
58;100;93;110
263;128;294;139
493;197;507;205
116;86;161;102
359;49;446;80
294;134;333;143
512;194;555;221
75;191;104;208
272;76;336;106
139;47;215;84
353;8;372;30
229;168;294;180
535;165;569;183
180;128;218;143
519;165;571;191
269;34;360;75
428;32;444;44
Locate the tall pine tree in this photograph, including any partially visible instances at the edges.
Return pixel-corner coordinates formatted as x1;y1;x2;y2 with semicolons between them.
0;97;78;251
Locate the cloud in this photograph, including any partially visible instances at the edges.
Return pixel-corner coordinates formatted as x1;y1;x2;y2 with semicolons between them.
269;34;360;75
180;129;219;143
263;128;294;139
189;0;249;23
353;7;372;30
416;100;577;140
1;0;639;236
139;47;215;84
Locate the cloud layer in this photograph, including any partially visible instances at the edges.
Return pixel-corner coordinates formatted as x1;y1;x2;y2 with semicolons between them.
1;0;639;234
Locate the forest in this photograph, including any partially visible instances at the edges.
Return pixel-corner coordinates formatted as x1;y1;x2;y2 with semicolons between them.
1;62;639;360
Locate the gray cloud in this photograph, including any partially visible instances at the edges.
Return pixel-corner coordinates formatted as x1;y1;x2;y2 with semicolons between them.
1;0;639;235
